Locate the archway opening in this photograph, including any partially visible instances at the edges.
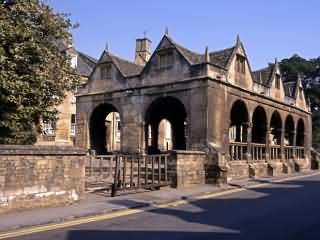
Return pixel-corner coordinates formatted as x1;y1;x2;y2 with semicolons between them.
158;119;173;151
89;104;121;155
270;111;282;145
285;115;294;146
252;106;267;144
229;100;248;142
145;97;187;154
296;119;305;146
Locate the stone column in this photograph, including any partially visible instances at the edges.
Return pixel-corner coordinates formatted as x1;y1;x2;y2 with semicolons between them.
246;122;253;161
292;130;297;160
280;128;285;162
266;128;271;162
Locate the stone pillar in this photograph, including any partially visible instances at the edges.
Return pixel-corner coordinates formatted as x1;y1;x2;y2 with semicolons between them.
121;101;144;153
292;130;297;160
266;128;271;161
280;128;285;161
246;122;253;161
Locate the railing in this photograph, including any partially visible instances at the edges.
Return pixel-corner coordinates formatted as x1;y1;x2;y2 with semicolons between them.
296;147;305;160
112;154;169;196
284;146;295;160
251;143;266;161
229;141;307;162
85;155;116;188
270;145;281;160
85;153;170;196
229;142;248;161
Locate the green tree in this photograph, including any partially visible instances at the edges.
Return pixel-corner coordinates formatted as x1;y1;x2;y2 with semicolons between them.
280;55;320;151
0;0;78;144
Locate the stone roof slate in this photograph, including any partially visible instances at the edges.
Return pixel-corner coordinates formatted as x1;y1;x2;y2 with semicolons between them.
252;64;275;87
173;41;234;68
209;47;235;68
109;53;144;76
75;50;97;77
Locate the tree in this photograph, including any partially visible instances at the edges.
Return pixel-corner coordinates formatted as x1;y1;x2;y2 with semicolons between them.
280;55;320;151
0;0;78;144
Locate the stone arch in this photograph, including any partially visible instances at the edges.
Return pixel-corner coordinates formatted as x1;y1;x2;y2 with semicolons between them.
145;96;187;154
296;118;305;146
252;105;267;144
285;115;295;146
270;110;282;145
229;99;249;142
89;103;122;155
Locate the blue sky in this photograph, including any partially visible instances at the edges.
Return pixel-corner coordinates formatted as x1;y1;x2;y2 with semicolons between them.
48;0;319;69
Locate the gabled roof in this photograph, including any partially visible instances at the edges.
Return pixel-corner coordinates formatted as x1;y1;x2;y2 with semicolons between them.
99;51;143;77
75;50;97;77
77;51;98;65
165;35;235;69
252;64;275;87
209;47;235;68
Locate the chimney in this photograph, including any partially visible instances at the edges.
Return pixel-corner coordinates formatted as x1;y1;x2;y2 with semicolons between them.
134;37;151;65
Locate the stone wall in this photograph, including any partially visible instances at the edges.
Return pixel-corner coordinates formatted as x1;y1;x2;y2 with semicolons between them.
0;145;86;213
168;150;206;188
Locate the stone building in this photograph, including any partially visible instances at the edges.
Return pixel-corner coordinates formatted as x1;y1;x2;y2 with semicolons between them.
76;33;311;181
37;47;97;145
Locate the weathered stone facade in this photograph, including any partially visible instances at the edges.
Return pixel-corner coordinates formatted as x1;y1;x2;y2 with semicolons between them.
0;145;86;213
76;33;312;183
36;47;97;146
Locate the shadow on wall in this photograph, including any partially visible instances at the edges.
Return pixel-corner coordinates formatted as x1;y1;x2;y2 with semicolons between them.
66;179;320;240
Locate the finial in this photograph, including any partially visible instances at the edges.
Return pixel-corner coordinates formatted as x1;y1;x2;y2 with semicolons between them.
165;26;169;35
204;46;210;63
236;34;241;45
143;30;148;38
105;41;109;52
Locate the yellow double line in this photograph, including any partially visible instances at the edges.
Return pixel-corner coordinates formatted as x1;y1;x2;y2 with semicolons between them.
0;171;319;239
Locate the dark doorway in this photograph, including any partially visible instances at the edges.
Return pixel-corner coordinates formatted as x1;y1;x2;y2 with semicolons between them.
270;111;282;145
229;100;249;142
296;119;305;146
145;97;187;154
89;104;121;155
285;115;294;146
252;106;267;144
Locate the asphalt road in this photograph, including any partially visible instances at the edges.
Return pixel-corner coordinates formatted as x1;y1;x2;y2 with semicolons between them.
7;174;320;240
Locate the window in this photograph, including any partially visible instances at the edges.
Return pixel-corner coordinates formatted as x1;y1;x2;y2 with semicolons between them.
275;74;281;89
100;63;112;79
159;51;173;69
70;114;76;136
236;55;246;74
43;120;56;135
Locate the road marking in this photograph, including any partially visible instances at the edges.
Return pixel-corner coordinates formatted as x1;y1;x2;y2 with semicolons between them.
0;209;143;240
0;171;319;239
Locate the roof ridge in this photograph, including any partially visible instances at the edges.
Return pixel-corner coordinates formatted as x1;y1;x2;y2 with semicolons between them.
107;52;141;67
209;46;235;55
76;50;98;64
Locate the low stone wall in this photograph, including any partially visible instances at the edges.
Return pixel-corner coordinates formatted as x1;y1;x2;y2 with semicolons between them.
168;150;206;188
228;158;311;180
228;161;250;179
0;145;86;213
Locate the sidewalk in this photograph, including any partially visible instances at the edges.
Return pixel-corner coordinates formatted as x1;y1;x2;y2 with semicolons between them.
0;170;318;232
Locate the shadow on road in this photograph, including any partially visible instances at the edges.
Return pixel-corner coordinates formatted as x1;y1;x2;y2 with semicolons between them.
65;178;320;240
